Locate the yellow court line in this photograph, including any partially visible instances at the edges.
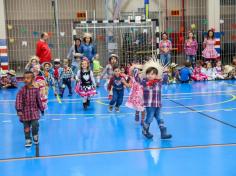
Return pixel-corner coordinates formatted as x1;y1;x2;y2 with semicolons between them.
96;94;236;109
1;143;236;163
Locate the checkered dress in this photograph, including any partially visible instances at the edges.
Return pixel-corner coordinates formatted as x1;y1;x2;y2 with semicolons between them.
142;79;162;107
15;86;44;122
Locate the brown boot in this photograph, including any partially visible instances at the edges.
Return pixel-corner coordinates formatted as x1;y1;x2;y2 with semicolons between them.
135;111;139;122
141;111;145;126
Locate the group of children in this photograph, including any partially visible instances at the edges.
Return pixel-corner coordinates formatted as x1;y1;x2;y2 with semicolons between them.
14;28;236;147
15;48;174;147
0;69;17;89
163;58;236;84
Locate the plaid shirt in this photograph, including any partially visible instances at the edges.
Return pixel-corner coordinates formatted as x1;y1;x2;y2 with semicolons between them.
15;86;44;122
142;79;162;107
60;67;73;79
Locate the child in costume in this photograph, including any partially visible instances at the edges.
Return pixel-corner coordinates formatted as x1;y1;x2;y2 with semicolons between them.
202;62;215;80
67;37;83;75
93;54;103;87
52;58;63;97
101;54;119;99
32;64;48;110
60;59;73;97
0;70;17;88
15;71;44;147
179;61;192;83
213;60;224;80
169;63;179;83
202;29;220;63
108;66;129;112
141;59;172;139
191;61;208;81
75;57;96;110
25;56;40;72
126;64;145;125
42;62;54;87
101;54;119;89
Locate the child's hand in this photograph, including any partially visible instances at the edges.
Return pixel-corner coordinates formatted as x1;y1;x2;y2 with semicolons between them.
17;111;23;116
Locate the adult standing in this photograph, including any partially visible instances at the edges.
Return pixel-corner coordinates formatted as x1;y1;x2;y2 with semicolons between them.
36;32;52;65
67;38;83;75
80;33;96;70
184;31;198;67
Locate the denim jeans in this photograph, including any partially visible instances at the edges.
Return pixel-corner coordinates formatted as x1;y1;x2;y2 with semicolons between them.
186;55;196;66
109;88;124;107
160;53;171;66
145;107;164;126
60;78;72;96
23;120;39;140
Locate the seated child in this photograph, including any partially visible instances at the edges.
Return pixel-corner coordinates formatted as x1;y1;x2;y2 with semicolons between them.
179;61;192;83
191;61;208;81
213;60;224;80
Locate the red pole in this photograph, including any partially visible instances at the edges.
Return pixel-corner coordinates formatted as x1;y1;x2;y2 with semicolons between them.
182;0;185;33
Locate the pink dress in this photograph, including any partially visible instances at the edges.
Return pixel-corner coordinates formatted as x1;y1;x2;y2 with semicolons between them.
125;77;144;112
202;39;220;59
191;66;208;81
34;76;48;110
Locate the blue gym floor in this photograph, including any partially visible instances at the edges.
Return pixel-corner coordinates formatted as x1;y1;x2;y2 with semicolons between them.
1;80;236;176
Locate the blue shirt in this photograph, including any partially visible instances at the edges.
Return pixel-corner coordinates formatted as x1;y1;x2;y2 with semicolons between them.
179;67;192;81
80;43;96;61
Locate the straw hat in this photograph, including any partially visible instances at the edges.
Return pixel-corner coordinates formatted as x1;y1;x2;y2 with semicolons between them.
29;56;39;63
42;62;52;68
54;58;61;64
109;54;119;61
142;59;163;79
1;72;7;77
7;70;16;76
83;33;92;38
170;63;178;68
224;65;234;74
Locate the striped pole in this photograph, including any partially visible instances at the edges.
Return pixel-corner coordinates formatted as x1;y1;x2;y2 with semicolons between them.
144;0;149;19
0;39;8;71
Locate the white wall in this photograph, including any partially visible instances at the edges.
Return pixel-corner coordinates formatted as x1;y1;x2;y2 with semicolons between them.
0;0;6;39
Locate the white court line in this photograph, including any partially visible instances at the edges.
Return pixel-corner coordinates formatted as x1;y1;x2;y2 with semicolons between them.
1;90;236;102
52;118;61;121
2;120;12;123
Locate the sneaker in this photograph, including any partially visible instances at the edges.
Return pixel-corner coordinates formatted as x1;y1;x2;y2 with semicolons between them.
115;107;120;112
68;93;72;97
160;126;172;139
108;105;113;112
33;135;39;145
25;139;32;147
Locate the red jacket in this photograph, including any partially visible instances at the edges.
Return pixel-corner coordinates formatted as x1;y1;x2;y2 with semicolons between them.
36;40;52;64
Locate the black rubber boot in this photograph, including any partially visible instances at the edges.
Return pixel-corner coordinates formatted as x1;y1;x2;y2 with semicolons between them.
87;99;90;106
160;126;172;139
142;123;153;139
83;102;87;110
